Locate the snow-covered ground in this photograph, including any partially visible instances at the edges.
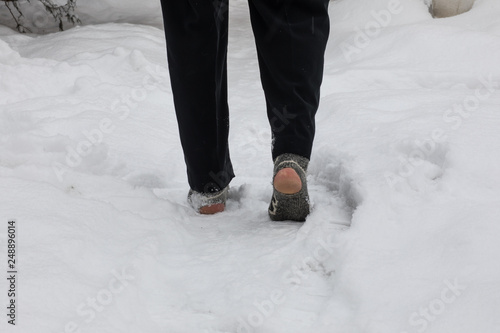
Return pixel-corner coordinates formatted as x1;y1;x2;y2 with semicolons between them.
1;0;500;332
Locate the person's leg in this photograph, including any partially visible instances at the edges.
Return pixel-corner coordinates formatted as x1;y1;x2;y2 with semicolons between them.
248;0;330;161
160;0;234;202
248;0;330;221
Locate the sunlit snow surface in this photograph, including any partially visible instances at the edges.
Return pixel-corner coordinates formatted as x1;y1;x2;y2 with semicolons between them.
1;0;500;332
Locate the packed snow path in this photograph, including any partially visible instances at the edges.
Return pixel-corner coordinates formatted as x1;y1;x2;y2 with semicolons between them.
1;0;500;332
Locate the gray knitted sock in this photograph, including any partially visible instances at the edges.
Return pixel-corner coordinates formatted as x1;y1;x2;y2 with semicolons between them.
188;186;228;213
268;153;310;222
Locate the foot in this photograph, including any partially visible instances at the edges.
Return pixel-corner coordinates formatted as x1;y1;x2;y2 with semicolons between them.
188;186;228;215
274;168;302;194
199;203;225;215
268;154;310;222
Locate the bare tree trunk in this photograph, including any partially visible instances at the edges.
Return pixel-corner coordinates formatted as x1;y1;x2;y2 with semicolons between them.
431;0;476;18
1;0;80;33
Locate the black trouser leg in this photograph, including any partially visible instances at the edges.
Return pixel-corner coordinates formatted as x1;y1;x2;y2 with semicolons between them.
160;0;234;193
248;0;330;160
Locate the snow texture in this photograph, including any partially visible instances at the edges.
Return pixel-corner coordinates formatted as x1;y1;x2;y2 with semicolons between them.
1;0;500;332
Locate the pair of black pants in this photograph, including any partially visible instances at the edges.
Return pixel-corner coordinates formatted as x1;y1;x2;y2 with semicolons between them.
161;0;330;193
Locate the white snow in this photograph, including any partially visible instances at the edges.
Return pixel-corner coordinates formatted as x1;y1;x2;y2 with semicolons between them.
1;0;500;332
